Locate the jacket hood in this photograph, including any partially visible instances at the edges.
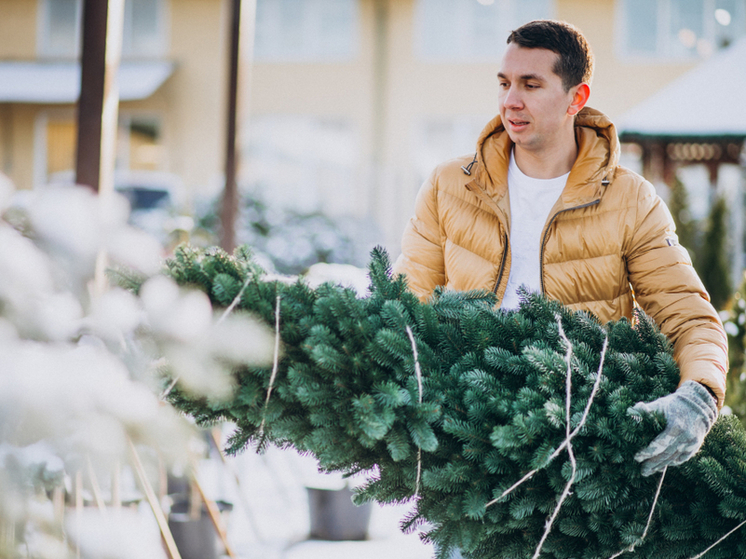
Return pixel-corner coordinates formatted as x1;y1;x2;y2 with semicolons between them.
470;106;621;207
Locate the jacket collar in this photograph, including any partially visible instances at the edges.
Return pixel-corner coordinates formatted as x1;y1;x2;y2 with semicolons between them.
468;107;620;210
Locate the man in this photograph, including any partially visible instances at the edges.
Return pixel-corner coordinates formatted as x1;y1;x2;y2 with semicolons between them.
394;20;726;478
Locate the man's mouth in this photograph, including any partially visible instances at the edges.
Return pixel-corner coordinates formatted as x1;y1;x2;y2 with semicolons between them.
509;119;529;127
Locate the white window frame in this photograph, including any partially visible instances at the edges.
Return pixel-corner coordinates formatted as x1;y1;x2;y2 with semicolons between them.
117;112;166;171
616;0;746;61
121;0;169;59
34;108;76;188
414;0;556;62
33;109;167;189
37;0;82;59
37;0;168;59
253;0;360;63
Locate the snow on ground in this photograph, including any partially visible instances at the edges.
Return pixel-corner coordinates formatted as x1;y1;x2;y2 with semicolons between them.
304;261;372;297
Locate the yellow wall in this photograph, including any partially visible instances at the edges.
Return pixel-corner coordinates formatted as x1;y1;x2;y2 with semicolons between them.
7;105;40;190
165;0;228;201
0;0;38;59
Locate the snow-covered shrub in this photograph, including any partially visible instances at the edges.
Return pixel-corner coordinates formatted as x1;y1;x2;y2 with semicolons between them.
0;179;274;558
193;190;378;275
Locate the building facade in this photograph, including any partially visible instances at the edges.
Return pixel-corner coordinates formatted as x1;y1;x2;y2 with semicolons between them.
0;0;743;256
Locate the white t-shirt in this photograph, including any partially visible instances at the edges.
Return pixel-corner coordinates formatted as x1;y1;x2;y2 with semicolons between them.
501;150;569;310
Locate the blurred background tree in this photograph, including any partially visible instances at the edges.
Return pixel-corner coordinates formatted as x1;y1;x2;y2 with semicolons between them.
193;190;371;275
668;176;700;257
724;278;746;423
697;196;733;311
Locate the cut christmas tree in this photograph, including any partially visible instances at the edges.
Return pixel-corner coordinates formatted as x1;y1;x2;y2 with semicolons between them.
141;245;746;559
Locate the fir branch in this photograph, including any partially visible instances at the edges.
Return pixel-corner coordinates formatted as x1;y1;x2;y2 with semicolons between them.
159;246;746;559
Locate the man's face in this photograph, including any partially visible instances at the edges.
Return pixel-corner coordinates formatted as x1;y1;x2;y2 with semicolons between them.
497;44;577;154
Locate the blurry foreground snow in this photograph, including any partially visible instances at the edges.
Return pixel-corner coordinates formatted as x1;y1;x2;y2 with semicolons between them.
0;177;432;559
0;180;275;558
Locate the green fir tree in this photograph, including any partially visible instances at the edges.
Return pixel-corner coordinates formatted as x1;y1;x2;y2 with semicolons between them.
135;245;746;559
668;176;699;257
697;196;733;311
724;277;746;424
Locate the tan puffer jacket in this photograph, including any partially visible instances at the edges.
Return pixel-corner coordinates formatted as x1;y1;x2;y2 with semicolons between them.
394;107;728;406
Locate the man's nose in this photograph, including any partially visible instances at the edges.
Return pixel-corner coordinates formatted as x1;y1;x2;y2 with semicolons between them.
502;86;523;110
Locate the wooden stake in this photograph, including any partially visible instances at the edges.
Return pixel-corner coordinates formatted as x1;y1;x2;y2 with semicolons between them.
111;462;121;510
1;519;14;555
86;455;106;512
127;439;182;559
209;428;262;541
192;472;237;558
53;486;65;526
75;471;83;558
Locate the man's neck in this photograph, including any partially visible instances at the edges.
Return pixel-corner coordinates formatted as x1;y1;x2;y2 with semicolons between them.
513;135;578;180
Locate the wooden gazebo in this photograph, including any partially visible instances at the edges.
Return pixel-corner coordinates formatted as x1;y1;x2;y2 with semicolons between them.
617;36;745;182
617;36;746;278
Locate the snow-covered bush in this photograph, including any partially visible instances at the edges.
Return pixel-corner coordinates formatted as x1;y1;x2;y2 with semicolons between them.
193;190;378;275
0;178;274;558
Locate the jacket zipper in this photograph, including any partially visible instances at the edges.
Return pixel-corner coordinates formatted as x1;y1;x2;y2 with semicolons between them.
539;199;601;295
493;231;509;295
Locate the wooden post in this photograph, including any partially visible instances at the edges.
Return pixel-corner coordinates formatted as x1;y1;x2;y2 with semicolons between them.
220;0;243;252
75;0;124;194
76;0;124;295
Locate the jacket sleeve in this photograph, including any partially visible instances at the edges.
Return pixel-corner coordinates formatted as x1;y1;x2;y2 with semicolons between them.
393;168;446;301
625;180;728;407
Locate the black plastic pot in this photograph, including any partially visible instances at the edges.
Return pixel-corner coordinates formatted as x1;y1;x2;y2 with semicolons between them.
168;504;217;559
306;486;372;541
168;495;232;559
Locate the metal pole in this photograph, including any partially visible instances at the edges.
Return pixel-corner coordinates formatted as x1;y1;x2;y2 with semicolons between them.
220;0;243;252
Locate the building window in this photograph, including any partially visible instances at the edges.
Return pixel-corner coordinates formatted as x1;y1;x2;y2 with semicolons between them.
618;0;746;59
45;116;77;179
41;113;164;185
122;0;167;58
118;116;164;171
415;0;554;61
254;0;358;62
39;0;167;59
42;0;80;58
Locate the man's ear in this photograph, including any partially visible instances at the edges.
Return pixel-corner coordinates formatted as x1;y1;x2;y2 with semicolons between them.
568;83;590;116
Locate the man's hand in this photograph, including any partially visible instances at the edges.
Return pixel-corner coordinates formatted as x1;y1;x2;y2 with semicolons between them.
630;380;718;477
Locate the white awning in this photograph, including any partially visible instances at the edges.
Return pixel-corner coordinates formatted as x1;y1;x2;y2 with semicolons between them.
617;38;746;139
0;60;175;104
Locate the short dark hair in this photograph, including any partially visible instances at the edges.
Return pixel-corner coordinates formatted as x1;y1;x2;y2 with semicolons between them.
507;20;594;91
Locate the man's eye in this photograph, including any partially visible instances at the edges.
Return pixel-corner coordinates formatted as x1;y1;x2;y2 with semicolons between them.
498;82;509;88
526;84;539;89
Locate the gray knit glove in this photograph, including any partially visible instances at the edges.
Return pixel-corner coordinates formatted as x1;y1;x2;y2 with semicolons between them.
630;381;718;477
